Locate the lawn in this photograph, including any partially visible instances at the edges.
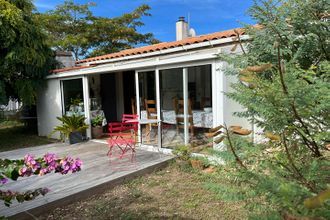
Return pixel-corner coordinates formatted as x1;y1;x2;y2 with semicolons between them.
0;120;58;152
40;162;248;220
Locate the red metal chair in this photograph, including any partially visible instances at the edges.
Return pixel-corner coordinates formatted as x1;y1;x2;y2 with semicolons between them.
107;121;138;160
121;114;138;123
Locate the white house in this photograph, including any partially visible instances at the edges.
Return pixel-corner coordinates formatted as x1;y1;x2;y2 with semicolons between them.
36;17;252;150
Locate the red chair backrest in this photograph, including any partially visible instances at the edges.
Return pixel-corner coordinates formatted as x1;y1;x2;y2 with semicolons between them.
122;121;138;132
108;122;124;134
108;121;138;134
122;114;138;123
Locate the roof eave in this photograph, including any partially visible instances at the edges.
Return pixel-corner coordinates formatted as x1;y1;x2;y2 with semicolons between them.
79;35;249;67
47;35;249;78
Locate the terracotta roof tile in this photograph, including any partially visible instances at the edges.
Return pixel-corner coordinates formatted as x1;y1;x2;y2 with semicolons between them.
76;28;246;64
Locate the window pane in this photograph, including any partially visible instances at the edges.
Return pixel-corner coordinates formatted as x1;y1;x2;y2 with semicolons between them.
138;71;158;146
188;65;213;153
160;68;185;149
62;79;84;116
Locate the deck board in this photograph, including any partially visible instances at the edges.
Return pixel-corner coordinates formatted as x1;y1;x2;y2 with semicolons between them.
0;141;173;218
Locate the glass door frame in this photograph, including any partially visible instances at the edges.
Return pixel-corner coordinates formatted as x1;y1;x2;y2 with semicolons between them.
135;69;161;148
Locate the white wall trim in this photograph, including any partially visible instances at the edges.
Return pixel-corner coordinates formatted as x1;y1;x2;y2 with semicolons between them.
212;59;225;128
82;76;91;139
183;67;189;145
155;68;162;148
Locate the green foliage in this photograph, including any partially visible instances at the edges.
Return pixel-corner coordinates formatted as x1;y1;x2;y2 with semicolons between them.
173;145;192;161
212;135;330;218
91;115;104;127
213;0;330;218
0;0;56;105
37;0;159;60
70;97;83;106
51;115;88;140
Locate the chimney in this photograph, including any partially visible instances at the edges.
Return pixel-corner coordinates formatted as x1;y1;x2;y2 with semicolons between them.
176;17;189;41
55;51;75;68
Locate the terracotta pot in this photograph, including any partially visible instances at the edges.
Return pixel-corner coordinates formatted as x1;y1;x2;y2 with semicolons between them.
190;159;204;170
92;126;103;138
202;166;216;174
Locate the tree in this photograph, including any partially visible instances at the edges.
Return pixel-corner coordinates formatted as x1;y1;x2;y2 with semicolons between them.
0;0;55;105
213;0;329;218
38;0;159;60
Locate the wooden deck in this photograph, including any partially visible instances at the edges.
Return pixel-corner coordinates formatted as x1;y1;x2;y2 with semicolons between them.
0;141;173;218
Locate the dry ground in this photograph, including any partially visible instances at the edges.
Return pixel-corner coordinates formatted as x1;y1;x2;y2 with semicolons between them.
39;162;247;220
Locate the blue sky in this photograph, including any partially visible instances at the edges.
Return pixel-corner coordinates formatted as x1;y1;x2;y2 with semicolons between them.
34;0;255;42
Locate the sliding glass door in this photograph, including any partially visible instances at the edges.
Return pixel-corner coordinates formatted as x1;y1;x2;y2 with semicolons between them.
159;68;185;149
188;65;213;152
137;71;159;146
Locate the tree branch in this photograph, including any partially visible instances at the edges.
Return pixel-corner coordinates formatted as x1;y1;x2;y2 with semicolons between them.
276;44;321;157
224;124;247;169
282;133;317;192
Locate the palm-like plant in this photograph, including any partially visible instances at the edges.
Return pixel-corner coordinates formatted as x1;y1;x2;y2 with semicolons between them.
51;115;88;141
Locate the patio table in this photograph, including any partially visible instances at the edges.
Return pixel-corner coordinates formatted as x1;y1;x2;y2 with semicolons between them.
141;109;213;128
126;118;162;148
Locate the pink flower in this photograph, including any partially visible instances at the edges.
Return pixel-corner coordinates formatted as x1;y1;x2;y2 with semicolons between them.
19;167;33;177
39;168;48;176
43;153;57;164
24;154;40;169
0;178;8;184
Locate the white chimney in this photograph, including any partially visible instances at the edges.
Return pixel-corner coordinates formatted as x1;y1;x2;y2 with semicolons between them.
176;17;189;41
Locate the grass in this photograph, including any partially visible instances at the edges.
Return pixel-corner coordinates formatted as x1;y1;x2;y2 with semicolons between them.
40;162;248;220
0;120;58;152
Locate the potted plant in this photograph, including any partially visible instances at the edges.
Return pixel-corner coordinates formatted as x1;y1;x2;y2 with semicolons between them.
51;115;88;144
91;115;104;138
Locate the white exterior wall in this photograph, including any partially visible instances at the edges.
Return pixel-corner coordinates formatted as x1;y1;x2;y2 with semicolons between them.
212;60;225;128
36;78;63;139
222;64;251;130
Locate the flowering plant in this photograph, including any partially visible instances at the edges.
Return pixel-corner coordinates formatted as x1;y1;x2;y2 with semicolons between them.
0;153;82;206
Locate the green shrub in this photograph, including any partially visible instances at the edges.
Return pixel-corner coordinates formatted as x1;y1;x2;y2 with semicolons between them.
173;145;192;161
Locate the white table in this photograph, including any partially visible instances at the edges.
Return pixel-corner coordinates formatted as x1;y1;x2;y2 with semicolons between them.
141;109;213;128
126;118;161;148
